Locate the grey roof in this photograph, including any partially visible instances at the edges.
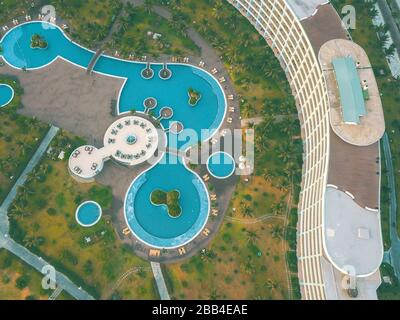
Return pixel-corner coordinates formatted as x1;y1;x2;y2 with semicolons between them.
324;187;383;277
286;0;329;20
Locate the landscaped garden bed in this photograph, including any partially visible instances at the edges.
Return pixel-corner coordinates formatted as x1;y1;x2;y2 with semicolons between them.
188;88;201;106
151;189;182;218
30;34;48;49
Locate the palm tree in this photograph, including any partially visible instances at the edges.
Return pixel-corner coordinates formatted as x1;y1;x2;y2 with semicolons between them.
271;224;283;239
271;201;283;215
241;204;254;218
262;169;273;182
209;289;220;300
384;44;396;58
264;279;278;292
246;229;259;244
368;6;379;20
278;178;290;193
200;249;217;263
242;258;256;275
144;0;153;14
23;236;36;248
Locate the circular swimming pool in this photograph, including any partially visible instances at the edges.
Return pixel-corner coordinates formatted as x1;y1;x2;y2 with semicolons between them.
207;152;236;179
124;153;210;249
75;201;102;227
0;84;14;107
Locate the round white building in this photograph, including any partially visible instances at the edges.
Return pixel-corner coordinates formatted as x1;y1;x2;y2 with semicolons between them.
69;116;159;182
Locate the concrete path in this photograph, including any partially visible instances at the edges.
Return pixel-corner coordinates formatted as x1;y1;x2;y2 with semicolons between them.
3;239;93;300
382;133;400;277
0;125;94;300
378;0;400;56
151;262;170;300
0;126;59;236
241;117;263;127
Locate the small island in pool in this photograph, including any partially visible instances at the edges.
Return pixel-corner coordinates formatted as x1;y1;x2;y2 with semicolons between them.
151;189;182;218
30;34;48;49
188;88;201;106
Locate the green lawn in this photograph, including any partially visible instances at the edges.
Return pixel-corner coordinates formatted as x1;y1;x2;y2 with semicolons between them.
0;249;56;300
106;4;200;58
0;0;33;26
0;75;49;203
49;0;123;47
165;219;290;300
8;130;156;300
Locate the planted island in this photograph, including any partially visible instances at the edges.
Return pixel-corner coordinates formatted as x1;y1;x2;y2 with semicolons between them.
30;34;48;49
188;88;201;106
151;189;182;218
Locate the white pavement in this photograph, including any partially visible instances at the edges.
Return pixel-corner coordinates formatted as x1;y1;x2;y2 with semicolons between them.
151;262;170;300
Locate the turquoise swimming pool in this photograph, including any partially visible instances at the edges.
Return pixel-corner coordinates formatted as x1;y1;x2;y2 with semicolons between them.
207;152;236;179
0;21;226;147
76;201;102;227
1;21;226;249
125;153;209;248
0;84;14;107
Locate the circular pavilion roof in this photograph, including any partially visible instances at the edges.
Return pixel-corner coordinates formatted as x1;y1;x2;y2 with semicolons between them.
103;116;159;166
68;145;105;180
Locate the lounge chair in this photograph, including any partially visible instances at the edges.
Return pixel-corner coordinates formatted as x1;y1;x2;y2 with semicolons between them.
122;227;131;235
202;228;211;236
149;249;160;257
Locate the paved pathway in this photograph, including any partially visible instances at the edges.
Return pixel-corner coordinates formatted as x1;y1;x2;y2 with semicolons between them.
0;126;59;236
151;262;170;300
0;125;94;300
382;133;400;277
3;239;93;300
241;117;263;127
378;0;400;56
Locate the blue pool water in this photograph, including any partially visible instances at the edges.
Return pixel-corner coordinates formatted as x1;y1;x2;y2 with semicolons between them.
0;84;14;107
125;153;209;248
0;21;226;248
0;22;226;147
76;201;102;227
207;152;236;179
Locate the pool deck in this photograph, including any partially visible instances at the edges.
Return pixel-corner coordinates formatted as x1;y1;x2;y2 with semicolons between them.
0;58;123;147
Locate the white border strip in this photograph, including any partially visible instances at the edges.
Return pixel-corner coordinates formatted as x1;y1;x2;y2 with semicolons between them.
0;83;15;107
75;200;102;227
206;151;236;180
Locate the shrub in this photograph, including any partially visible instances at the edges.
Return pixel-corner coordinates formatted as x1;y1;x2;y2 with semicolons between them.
47;208;57;216
15;274;30;289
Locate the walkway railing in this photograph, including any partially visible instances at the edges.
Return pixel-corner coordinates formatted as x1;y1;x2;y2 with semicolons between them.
87;48;104;75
